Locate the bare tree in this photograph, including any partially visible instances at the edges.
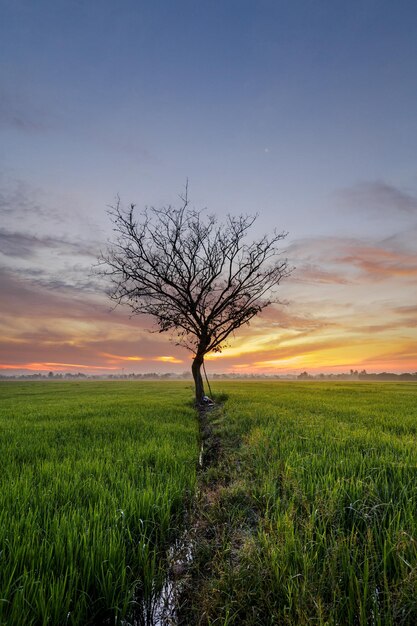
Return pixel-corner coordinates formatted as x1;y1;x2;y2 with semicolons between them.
99;187;291;404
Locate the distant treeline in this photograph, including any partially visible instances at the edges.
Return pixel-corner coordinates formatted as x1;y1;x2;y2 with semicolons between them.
296;370;417;381
1;370;417;381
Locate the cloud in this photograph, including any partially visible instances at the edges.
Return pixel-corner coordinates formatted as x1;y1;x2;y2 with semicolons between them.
0;177;49;219
252;337;358;364
244;303;334;332
0;217;103;295
154;356;183;364
0;175;112;298
0;228;98;260
0;362;119;372
0;268;136;326
208;328;417;374
287;236;357;261
0;176;99;237
389;304;417;330
379;225;417;254
0;269;188;371
336;245;417;281
359;341;417;367
393;304;417;316
292;263;349;284
289;235;417;283
99;352;144;362
337;180;417;215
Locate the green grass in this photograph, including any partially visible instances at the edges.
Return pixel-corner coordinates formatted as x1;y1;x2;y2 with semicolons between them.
0;381;198;625
3;380;417;625
187;381;417;626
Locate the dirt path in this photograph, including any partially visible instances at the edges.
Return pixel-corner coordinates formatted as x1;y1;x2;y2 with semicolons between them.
153;398;257;626
173;400;258;625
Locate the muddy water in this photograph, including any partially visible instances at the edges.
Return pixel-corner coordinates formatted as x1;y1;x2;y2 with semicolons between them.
153;536;194;625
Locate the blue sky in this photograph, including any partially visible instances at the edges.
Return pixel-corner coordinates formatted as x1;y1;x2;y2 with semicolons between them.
1;1;417;374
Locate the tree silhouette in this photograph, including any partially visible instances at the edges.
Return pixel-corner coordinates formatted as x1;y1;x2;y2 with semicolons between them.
99;187;291;404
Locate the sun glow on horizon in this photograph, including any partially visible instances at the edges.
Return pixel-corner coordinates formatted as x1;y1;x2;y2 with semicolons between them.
0;362;120;372
154;356;184;364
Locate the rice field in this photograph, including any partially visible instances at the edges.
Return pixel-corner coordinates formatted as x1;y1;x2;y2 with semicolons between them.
0;381;198;625
2;380;417;625
187;381;417;626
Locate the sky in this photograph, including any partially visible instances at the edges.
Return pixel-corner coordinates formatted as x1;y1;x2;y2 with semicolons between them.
1;0;416;376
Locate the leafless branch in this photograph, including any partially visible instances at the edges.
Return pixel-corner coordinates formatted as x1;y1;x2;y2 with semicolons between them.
97;190;292;401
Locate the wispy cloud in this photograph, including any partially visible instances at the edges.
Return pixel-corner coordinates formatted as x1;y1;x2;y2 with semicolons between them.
293;263;349;284
0;228;98;260
99;352;145;362
336;245;417;281
0;177;49;219
393;304;417;316
242;303;333;332
0;176;100;240
289;235;417;283
337;180;417;215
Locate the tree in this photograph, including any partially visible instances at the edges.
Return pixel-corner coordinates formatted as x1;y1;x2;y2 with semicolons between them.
99;187;291;404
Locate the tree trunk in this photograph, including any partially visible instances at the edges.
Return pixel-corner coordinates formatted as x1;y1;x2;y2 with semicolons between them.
192;353;205;405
